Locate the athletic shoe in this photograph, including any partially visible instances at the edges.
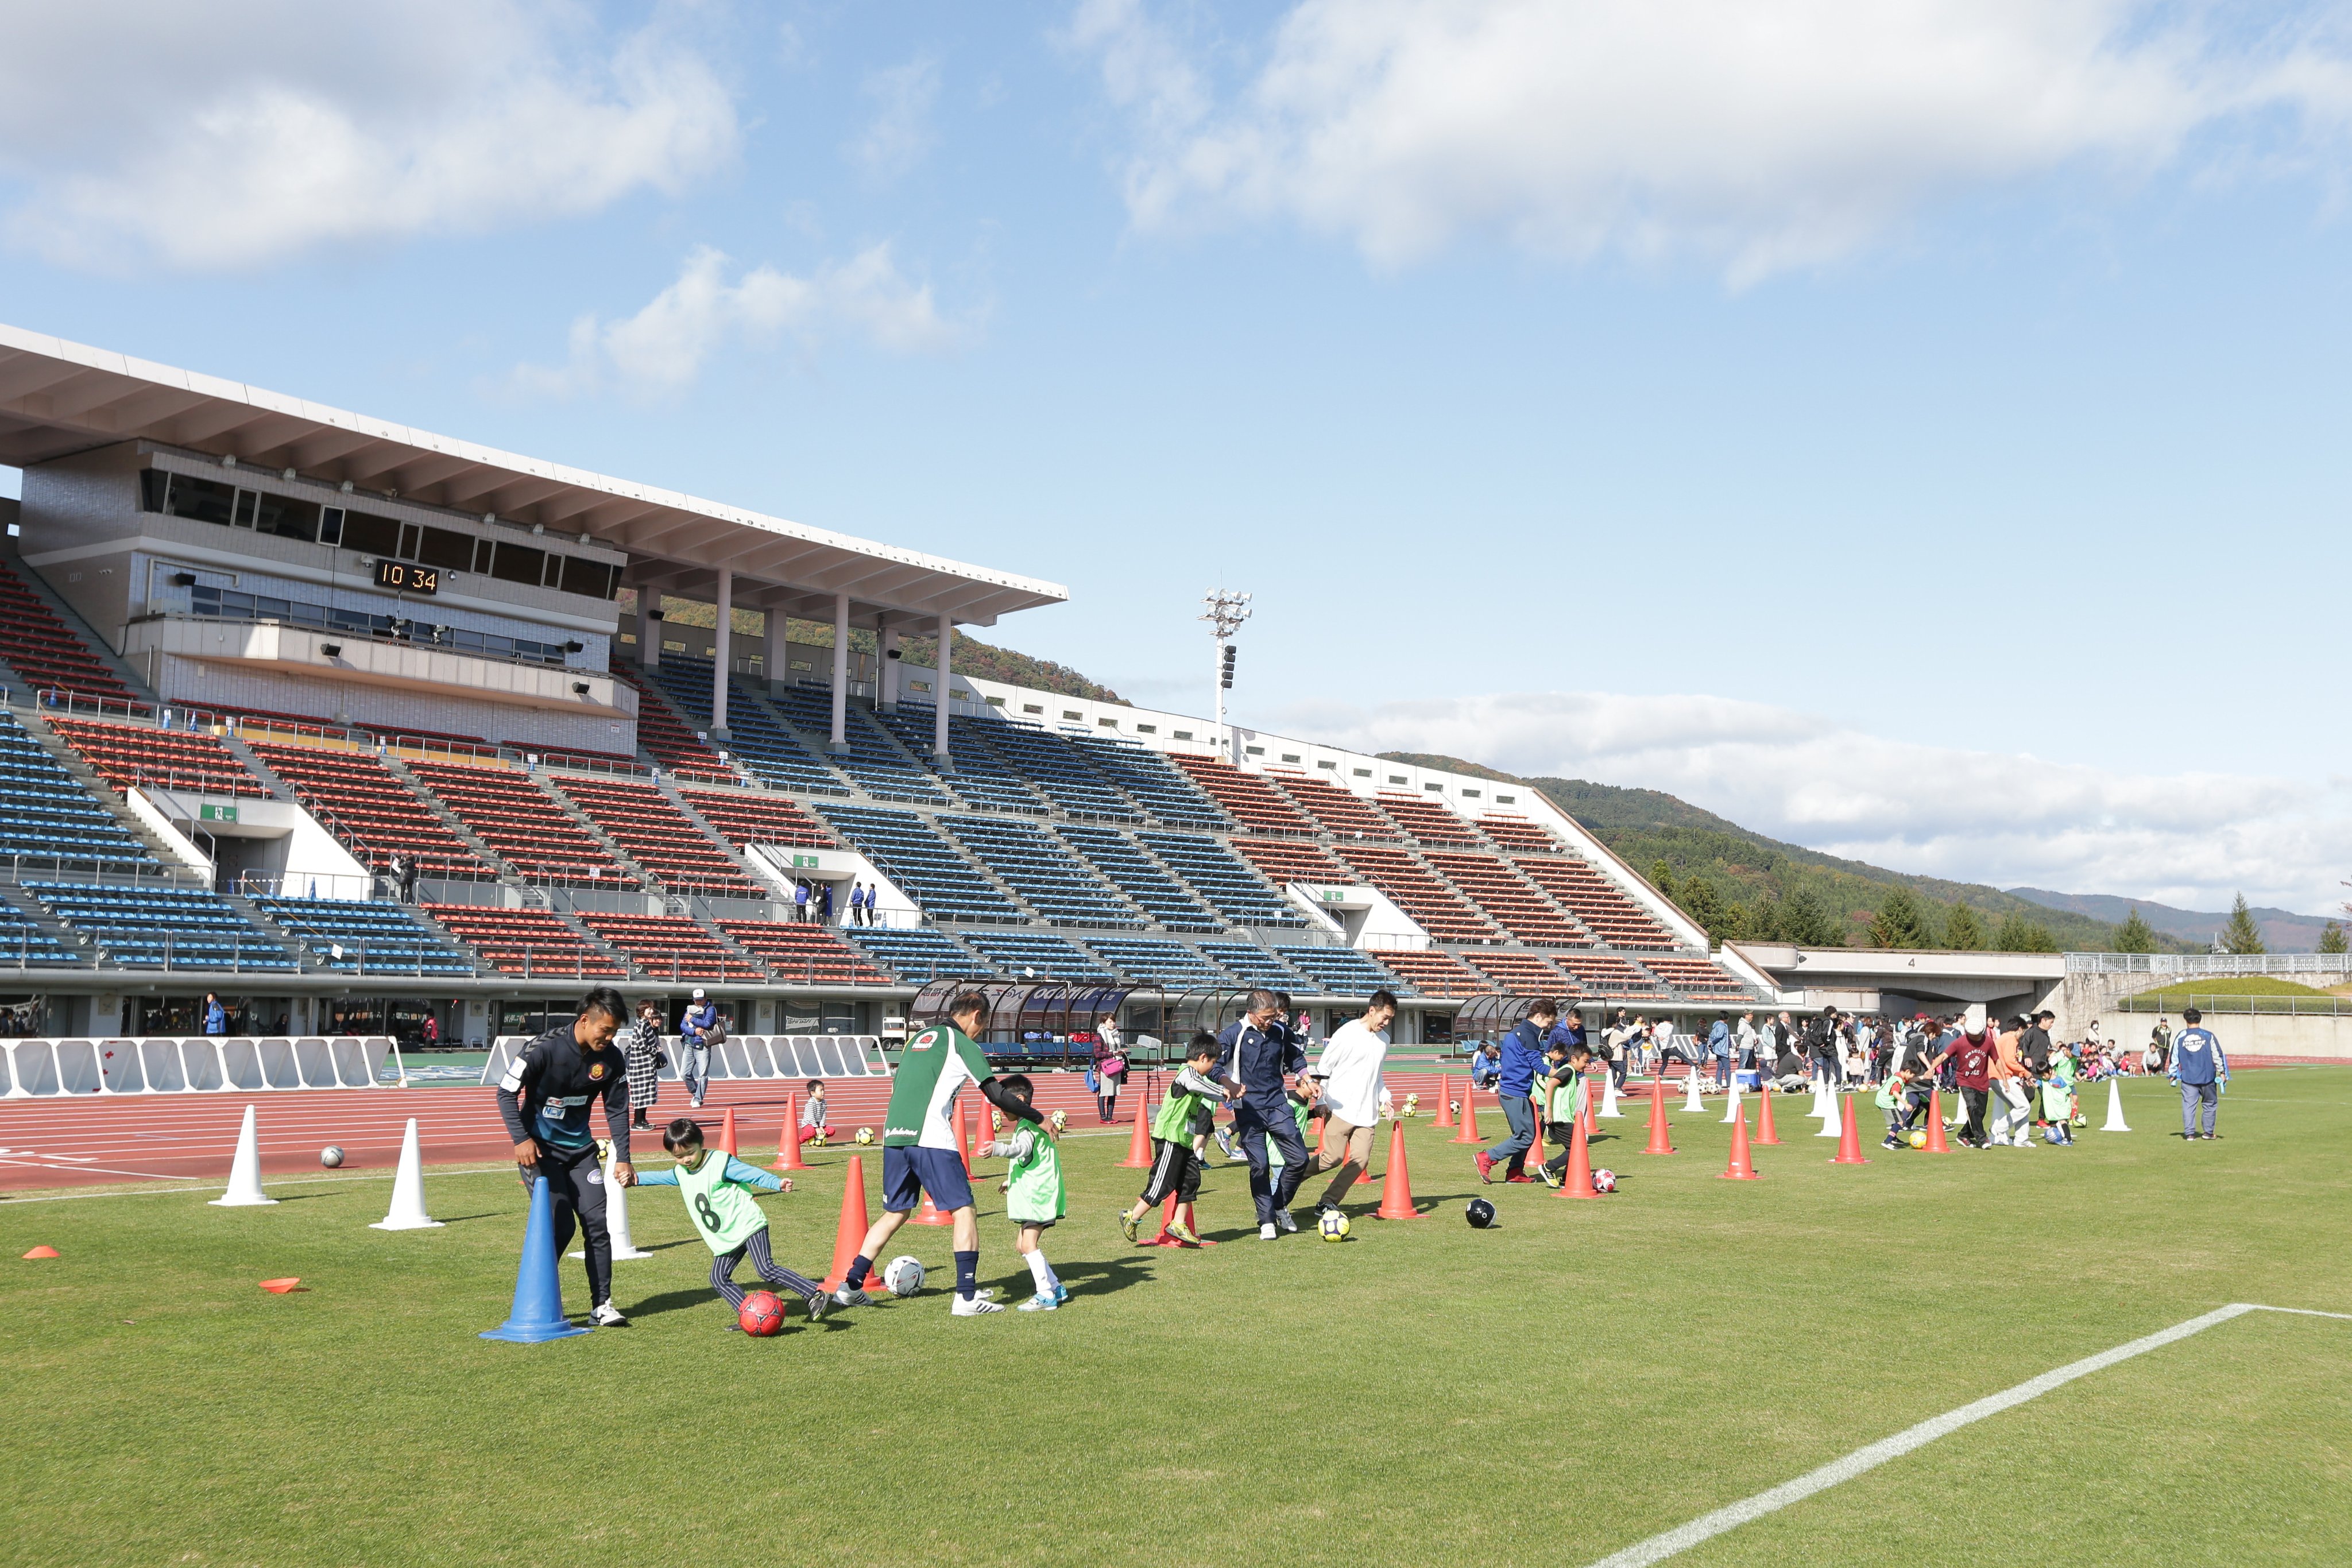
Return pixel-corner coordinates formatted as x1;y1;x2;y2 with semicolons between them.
1537;1164;1562;1188
1018;1291;1059;1312
803;1290;831;1322
590;1301;627;1327
1119;1210;1140;1244
1505;1174;1535;1184
1881;1136;1903;1151
831;1285;871;1308
1475;1151;1496;1184
1052;1281;1070;1305
950;1294;1005;1316
1167;1221;1203;1246
1259;1222;1278;1240
1273;1210;1297;1233
1214;1130;1240;1160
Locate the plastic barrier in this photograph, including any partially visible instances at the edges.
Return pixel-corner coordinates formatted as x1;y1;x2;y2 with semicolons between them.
488;1035;888;1087
0;1036;394;1095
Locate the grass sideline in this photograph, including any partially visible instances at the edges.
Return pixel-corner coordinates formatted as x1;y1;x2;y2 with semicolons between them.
4;1074;2348;1567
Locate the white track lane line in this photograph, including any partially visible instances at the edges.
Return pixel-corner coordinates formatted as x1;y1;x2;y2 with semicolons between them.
0;1164;520;1203
1582;1303;2351;1568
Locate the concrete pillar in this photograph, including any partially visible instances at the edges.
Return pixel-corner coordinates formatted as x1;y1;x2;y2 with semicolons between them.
933;611;952;761
829;592;850;754
763;606;787;691
638;597;660;669
880;625;900;711
711;568;731;738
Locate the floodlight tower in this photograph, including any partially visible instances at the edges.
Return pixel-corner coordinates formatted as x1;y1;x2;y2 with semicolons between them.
1201;589;1252;765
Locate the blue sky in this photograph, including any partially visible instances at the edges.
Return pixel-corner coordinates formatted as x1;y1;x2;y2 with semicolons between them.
2;1;2349;913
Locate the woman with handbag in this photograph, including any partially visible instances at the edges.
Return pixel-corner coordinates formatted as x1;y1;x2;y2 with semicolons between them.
1092;1016;1127;1124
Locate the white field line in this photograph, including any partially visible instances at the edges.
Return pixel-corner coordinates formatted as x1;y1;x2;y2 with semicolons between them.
1583;1303;2352;1568
0;1164;519;1203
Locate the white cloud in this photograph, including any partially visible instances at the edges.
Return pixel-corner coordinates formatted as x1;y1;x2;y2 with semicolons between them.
1073;0;2352;277
511;242;971;398
0;1;737;270
849;57;942;181
1282;688;2351;912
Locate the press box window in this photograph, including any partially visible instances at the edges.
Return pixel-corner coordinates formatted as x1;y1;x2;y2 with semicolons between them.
338;509;401;557
490;542;546;586
415;525;474;572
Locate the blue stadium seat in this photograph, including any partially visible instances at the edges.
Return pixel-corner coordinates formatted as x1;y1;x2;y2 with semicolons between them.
1067;734;1230;830
938;814;1143;928
948;714;1141;821
1085;936;1231;990
816;806;1020;923
1053;823;1220;931
25;882;294;972
0;712;155;866
1273;944;1414;997
643;664;850;796
1135;831;1306;928
1196;940;1310;989
843;925;982;982
868;705;1046;815
0;904;84;967
771;686;951;804
254;897;475;977
961;931;1116;983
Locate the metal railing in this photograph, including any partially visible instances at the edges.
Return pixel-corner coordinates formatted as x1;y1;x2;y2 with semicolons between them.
2111;991;2352;1016
2067;951;2352;979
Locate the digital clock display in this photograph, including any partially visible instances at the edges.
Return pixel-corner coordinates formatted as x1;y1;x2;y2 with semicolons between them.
374;559;439;595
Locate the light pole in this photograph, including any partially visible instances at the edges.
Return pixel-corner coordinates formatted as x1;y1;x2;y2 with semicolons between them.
1200;589;1252;765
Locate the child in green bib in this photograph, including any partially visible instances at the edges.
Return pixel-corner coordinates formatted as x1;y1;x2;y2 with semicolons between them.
1537;1042;1593;1187
631;1118;830;1330
978;1075;1069;1311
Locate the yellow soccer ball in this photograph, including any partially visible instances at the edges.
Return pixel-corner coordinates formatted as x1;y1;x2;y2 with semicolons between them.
855;1126;875;1145
808;1128;829;1148
1907;1130;1927;1149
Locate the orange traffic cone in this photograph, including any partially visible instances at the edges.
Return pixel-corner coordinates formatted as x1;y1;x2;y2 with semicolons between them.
1143;1193;1182;1246
819;1156;871;1290
1120;1098;1154;1168
1433;1086;1457;1129
1718;1104;1762;1180
1831;1094;1870;1164
22;1245;59;1260
772;1094;808;1171
1450;1085;1483;1144
1375;1118;1419;1218
1355;1120;1378;1185
1924;1090;1951;1153
718;1106;738;1156
956;1099;977;1174
1643;1077;1675;1155
1755;1084;1781;1145
1582;1074;1599;1139
1556;1108;1597;1199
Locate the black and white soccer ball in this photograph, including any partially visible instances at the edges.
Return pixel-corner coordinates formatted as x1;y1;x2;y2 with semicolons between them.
319;1146;345;1169
1465;1198;1496;1229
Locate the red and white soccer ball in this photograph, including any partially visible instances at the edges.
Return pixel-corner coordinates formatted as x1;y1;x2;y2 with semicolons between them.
1591;1168;1618;1194
738;1290;786;1336
881;1255;925;1297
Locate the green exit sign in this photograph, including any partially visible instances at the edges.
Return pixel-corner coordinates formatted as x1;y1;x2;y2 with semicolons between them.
791;854;820;868
199;804;239;823
1321;888;1344;901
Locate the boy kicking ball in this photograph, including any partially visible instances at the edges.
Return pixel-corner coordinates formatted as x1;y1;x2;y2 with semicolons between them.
629;1117;830;1331
1120;1033;1227;1246
979;1074;1069;1310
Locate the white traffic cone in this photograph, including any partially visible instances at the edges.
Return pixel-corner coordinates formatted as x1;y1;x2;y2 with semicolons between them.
2100;1078;2132;1133
370;1118;443;1230
209;1104;276;1207
1721;1079;1743;1124
1817;1091;1843;1139
571;1144;651;1261
1599;1076;1624;1118
1681;1071;1705;1113
1808;1079;1832;1119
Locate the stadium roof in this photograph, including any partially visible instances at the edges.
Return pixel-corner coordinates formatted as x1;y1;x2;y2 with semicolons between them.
0;322;1065;629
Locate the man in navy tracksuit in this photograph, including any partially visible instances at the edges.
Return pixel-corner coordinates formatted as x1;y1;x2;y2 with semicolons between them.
1477;999;1556;1184
1216;989;1309;1239
2168;1006;2229;1140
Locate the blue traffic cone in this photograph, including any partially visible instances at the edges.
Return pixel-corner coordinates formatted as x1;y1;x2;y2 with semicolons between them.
480;1176;590;1343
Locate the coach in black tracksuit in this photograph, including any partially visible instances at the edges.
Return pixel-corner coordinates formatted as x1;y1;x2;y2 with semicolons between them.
496;986;634;1326
1217;989;1309;1236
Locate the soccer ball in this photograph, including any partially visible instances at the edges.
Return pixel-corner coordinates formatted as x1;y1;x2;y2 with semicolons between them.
1449;1100;1461;1118
738;1290;786;1336
1049;1109;1068;1132
319;1146;345;1169
1591;1168;1617;1194
1908;1130;1928;1149
1403;1094;1420;1116
1317;1210;1351;1242
1464;1198;1496;1229
854;1126;875;1145
2071;1112;2088;1128
881;1255;925;1296
808;1128;828;1148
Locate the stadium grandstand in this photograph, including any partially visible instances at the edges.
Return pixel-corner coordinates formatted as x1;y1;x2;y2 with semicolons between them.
0;323;1769;1047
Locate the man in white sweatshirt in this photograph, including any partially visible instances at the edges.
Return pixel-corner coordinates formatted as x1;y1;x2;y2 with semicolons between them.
1299;989;1398;1217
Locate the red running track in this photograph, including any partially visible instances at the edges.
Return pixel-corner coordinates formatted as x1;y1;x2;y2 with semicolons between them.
0;1069;1492;1191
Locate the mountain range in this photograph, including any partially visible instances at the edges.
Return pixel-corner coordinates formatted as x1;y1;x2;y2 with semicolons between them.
2006;889;2336;955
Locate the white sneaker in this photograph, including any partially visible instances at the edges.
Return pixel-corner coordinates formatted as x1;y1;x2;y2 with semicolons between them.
951;1294;1005;1316
1017;1291;1059;1311
1259;1222;1278;1240
590;1301;627;1327
1273;1210;1297;1234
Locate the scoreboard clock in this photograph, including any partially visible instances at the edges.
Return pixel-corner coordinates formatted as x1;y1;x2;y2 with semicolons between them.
374;559;439;595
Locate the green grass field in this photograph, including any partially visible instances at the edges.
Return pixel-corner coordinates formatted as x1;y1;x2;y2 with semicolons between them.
6;1073;2349;1567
